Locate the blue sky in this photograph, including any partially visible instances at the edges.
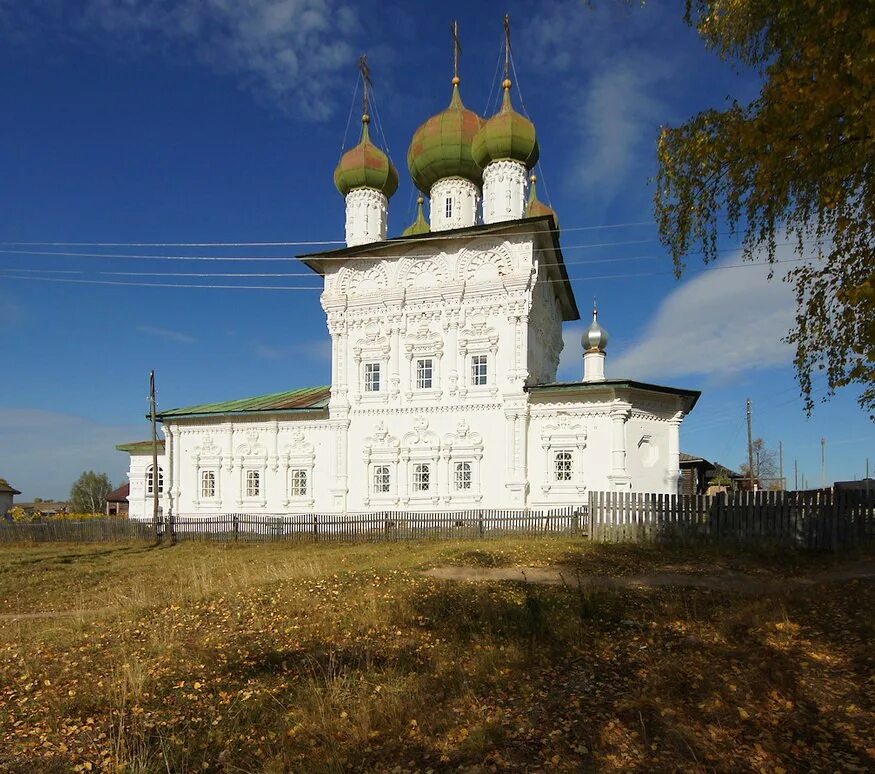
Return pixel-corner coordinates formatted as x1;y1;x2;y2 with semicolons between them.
0;0;871;500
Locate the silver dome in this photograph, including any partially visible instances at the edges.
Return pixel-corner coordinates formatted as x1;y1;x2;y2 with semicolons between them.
582;305;608;351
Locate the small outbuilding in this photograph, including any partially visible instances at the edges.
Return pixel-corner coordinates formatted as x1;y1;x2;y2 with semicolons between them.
0;478;21;518
105;483;130;516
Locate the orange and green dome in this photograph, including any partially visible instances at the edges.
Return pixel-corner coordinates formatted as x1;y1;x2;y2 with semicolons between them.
407;78;485;195
526;174;558;225
472;80;539;170
402;196;430;237
334;116;399;198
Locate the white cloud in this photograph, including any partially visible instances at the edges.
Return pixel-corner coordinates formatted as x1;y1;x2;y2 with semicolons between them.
563;251;800;384
2;0;358;119
0;408;149;501
570;59;670;202
254;339;330;361
137;325;197;344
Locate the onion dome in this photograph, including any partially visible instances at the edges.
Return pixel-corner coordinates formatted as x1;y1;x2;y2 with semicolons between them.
583;303;609;352
334;115;399;198
472;79;539;170
407;78;485;194
402;196;430;237
526;174;558;225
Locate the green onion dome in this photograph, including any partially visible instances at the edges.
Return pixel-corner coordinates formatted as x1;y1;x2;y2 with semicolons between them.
334;115;399;198
472;80;539;170
407;78;485;195
526;174;558;226
402;196;430;237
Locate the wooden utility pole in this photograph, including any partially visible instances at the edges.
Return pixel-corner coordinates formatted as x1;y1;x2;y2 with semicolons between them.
821;437;827;489
746;398;754;490
149;370;160;543
779;441;784;490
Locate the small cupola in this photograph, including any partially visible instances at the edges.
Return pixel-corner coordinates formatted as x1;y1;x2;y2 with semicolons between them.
335;58;398;247
526;174;559;227
473;16;539;224
406;22;485;232
582;303;609;382
402;196;430;237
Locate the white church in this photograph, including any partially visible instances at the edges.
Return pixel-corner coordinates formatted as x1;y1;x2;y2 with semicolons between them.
119;37;699;520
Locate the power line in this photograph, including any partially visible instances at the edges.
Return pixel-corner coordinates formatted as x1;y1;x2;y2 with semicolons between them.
0;233;819;266
0;255;810;292
0;219;661;248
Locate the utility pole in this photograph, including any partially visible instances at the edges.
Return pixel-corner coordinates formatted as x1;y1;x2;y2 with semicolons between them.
746;398;754;491
779;441;784;490
149;370;160;544
821;437;827;490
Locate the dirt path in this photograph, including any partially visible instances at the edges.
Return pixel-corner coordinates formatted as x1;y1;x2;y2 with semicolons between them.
423;559;875;594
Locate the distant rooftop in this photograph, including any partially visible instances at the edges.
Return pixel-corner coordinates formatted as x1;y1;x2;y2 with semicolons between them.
117;440;165;455
0;478;21;495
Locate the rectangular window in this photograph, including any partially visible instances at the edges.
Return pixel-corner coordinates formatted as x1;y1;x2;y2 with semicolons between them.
290;469;308;497
364;362;381;392
201;470;216;499
445;196;453;219
454;461;472;491
471;354;488;386
246;469;261;497
554;451;573;482
373;465;390;494
413;463;431;493
416;358;433;389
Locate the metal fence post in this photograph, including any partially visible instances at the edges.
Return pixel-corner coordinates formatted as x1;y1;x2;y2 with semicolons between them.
233;513;239;542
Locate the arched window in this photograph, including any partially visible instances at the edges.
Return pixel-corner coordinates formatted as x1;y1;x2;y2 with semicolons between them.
146;465;164;495
290;469;308;497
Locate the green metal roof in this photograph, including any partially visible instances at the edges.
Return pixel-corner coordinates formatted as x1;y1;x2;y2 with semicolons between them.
334;117;399;198
472;84;539;171
116;440;166;455
407;81;485;194
156;385;330;419
402;196;430;237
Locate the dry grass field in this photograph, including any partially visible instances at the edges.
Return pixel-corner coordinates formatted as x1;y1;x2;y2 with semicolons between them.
0;537;872;772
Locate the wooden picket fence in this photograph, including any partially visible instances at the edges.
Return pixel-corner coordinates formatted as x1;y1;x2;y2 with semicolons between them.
3;491;872;551
0;507;580;545
164;507;580;543
588;489;875;550
0;518;155;544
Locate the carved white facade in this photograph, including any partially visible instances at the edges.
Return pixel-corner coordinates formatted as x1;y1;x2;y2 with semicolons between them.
122;217;699;520
344;188;388;247
481;159;528;224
